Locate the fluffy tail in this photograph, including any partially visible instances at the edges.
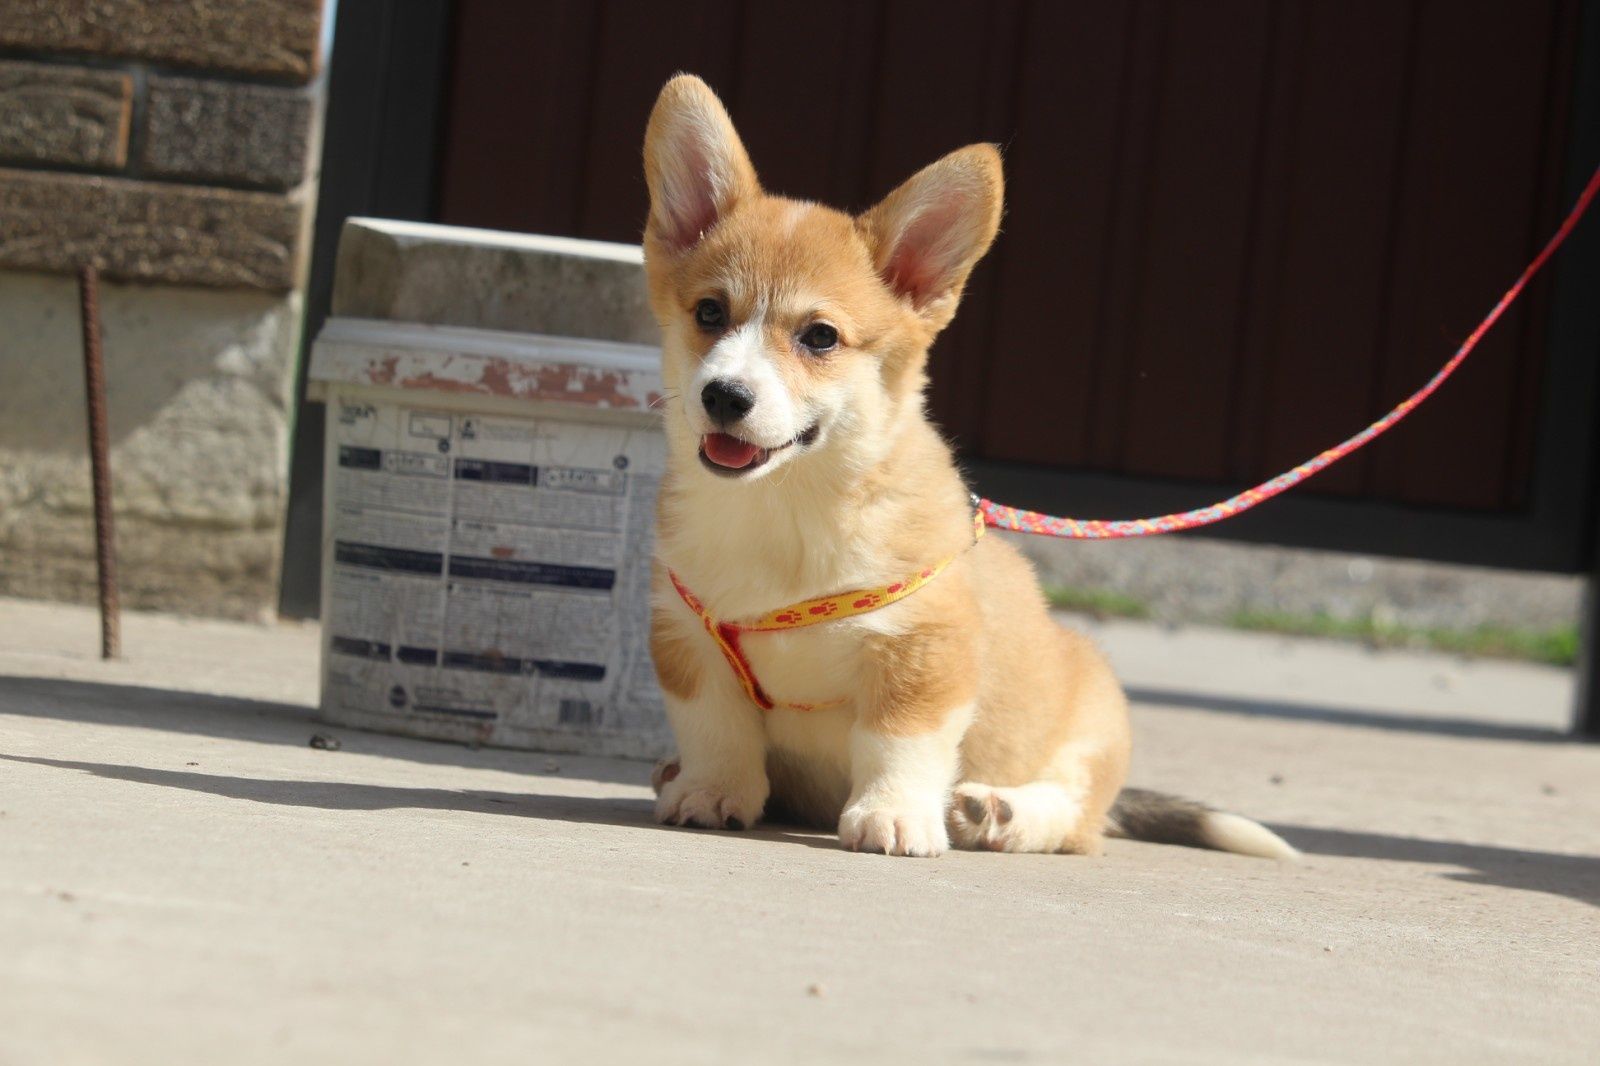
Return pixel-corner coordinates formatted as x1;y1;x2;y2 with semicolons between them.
1107;788;1300;861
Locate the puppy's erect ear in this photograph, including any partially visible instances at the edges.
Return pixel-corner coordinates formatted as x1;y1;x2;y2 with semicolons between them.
858;144;1004;328
643;75;760;253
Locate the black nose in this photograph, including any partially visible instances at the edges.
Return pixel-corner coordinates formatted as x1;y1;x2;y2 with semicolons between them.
701;379;755;426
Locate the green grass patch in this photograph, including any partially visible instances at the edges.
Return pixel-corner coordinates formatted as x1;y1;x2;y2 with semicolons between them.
1226;609;1579;667
1043;586;1152;620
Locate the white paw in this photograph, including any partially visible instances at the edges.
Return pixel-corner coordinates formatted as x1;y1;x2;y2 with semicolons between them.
948;783;1017;851
948;782;1095;854
650;756;681;795
838;796;949;857
655;772;766;831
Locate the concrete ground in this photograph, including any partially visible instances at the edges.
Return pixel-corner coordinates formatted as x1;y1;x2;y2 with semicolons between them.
2;597;1597;1065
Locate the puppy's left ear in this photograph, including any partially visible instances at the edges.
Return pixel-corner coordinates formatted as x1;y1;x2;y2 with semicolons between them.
858;144;1003;330
643;74;760;254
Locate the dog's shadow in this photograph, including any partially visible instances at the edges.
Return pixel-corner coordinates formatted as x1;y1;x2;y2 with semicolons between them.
9;753;1599;907
0;752;842;852
1268;823;1600;909
5;677;1597;906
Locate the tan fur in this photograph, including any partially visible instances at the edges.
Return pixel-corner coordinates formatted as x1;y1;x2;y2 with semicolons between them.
648;581;703;701
642;75;1129;856
859;604;978;738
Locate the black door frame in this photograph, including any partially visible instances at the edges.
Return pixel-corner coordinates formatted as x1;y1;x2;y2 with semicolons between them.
1561;0;1600;738
278;0;454;619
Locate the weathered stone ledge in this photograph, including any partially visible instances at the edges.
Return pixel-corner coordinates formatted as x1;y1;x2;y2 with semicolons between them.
0;0;324;83
0;167;306;289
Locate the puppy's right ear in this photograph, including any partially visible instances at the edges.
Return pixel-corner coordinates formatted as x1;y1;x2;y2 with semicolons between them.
643;75;759;254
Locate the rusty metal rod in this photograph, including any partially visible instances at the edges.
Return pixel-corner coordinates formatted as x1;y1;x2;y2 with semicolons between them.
77;264;120;659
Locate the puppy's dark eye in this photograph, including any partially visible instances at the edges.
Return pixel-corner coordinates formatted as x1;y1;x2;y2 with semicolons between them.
694;298;727;332
798;323;838;353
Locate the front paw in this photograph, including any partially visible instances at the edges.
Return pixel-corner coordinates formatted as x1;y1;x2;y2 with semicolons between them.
655;773;766;831
838;796;949;857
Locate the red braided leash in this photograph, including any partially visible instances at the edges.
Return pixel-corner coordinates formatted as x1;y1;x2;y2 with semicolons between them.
979;163;1600;540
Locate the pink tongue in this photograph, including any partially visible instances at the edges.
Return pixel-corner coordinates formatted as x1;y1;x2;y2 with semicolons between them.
703;433;763;469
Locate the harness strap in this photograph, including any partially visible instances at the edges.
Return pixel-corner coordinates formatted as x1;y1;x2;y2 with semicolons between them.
667;508;985;711
667;569;782;710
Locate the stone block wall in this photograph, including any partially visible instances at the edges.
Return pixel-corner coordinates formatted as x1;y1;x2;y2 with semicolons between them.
0;1;327;619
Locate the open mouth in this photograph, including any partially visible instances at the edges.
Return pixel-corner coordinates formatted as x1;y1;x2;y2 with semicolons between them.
698;424;820;477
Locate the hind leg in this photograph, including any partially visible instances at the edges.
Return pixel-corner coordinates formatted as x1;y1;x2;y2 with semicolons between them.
948;781;1104;855
948;740;1123;855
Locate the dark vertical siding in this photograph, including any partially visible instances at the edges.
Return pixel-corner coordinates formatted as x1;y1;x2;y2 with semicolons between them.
577;1;746;242
435;0;1581;516
732;1;881;209
436;0;603;236
1113;1;1276;480
1370;0;1569;510
1234;0;1417;498
982;2;1135;468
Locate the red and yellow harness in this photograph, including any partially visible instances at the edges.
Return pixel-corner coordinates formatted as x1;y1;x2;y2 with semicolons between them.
668;508;986;712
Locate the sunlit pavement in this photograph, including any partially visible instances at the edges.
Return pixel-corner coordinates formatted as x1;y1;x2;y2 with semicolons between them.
3;597;1596;1065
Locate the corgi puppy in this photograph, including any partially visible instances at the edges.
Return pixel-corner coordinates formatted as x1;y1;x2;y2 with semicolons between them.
642;75;1295;860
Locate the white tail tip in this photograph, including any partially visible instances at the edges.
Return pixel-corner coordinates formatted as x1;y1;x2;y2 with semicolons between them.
1202;812;1301;861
